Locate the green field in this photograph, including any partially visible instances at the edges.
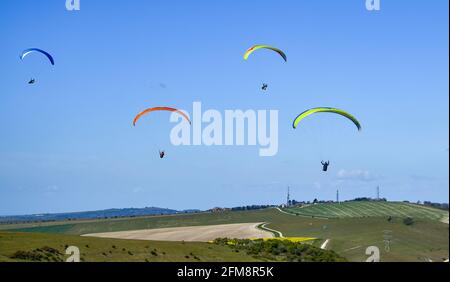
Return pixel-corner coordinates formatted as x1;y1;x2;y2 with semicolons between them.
0;232;265;262
283;202;448;220
1;210;281;235
1;202;448;262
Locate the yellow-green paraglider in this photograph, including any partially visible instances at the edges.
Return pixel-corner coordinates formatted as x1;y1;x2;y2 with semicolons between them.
244;45;287;62
293;108;362;131
293;108;362;173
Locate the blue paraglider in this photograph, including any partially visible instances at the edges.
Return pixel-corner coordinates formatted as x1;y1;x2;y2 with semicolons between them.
20;48;55;65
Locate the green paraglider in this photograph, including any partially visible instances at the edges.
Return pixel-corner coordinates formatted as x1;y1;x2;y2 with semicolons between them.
244;45;287;62
293;108;362;131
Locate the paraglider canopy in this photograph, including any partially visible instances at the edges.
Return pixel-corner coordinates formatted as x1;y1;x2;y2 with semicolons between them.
293;108;362;131
20;48;55;65
133;107;191;127
244;45;287;62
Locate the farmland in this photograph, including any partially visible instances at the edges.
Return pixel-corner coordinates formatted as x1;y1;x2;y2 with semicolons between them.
282;202;448;220
1;202;448;262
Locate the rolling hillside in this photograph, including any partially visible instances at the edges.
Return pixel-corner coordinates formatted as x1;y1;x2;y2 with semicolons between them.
1;204;448;262
283;202;448;221
0;232;261;262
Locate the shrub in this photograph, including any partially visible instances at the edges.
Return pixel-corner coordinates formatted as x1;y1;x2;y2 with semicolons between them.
213;238;346;262
10;247;64;262
403;217;415;226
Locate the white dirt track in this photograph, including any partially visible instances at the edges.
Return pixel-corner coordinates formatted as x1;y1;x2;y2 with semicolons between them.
82;223;274;242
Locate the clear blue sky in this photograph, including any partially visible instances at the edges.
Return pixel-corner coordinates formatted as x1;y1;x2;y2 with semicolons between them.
0;0;448;215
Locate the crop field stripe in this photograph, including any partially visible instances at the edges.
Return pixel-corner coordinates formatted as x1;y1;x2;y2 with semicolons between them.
402;205;436;219
377;202;410;217
416;208;441;219
350;205;373;217
344;202;372;216
276;203;445;222
341;203;363;216
307;206;330;215
396;203;440;219
393;203;417;217
284;208;332;219
391;203;415;217
404;204;447;219
413;204;449;216
308;206;331;216
328;205;351;217
387;203;414;217
318;205;345;217
280;208;330;219
369;202;400;216
284;208;307;215
298;206;331;217
358;202;385;216
360;203;383;216
277;208;298;216
332;204;359;217
337;204;363;217
346;203;376;217
363;202;392;216
322;205;343;217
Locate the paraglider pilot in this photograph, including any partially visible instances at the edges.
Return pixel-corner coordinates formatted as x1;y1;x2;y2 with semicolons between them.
28;78;35;84
159;150;165;159
261;83;268;91
321;161;330;172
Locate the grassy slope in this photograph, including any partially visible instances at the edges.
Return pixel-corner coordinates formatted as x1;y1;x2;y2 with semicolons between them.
268;216;449;262
1;204;448;262
0;232;261;262
284;202;448;220
4;210;278;235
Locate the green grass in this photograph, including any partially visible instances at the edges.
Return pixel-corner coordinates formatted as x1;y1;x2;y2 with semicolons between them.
3;210;272;235
0;232;262;262
283;202;448;221
1;204;448;262
267;215;449;262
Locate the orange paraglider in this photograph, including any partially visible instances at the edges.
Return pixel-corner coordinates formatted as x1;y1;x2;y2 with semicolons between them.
133;107;191;126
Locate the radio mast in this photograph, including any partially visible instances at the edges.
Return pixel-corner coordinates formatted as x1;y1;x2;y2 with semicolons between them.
287;187;291;207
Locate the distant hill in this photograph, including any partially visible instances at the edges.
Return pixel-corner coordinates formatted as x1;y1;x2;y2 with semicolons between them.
0;207;201;224
283;201;449;221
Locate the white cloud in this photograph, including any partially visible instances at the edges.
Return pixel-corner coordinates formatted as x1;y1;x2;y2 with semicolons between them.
337;169;379;182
